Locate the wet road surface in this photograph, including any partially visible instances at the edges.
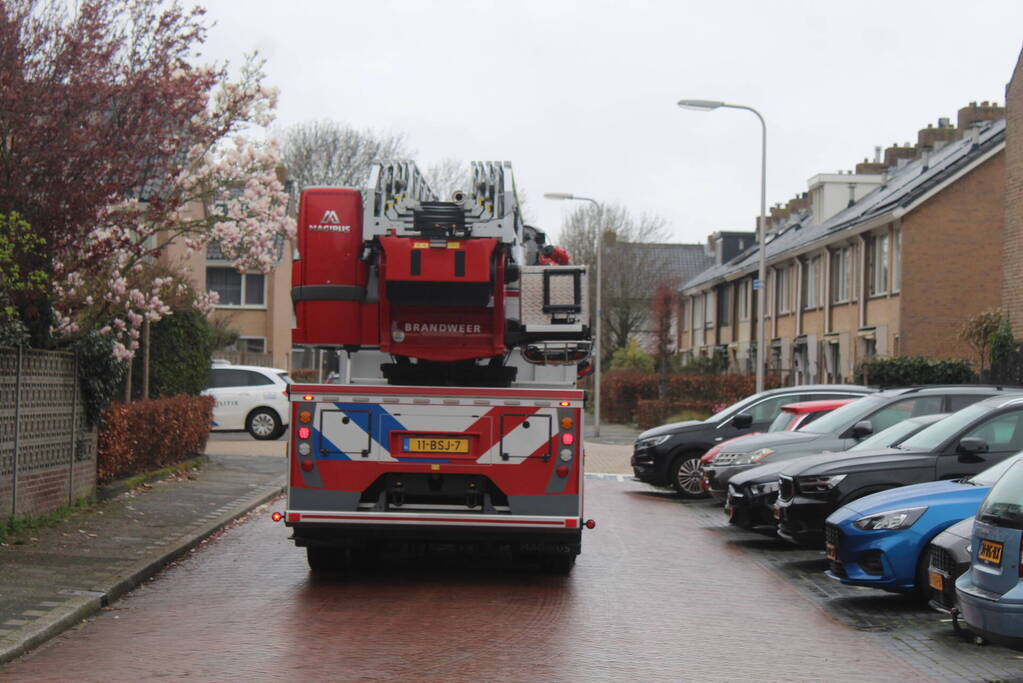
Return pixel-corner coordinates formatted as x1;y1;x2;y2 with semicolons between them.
3;478;935;682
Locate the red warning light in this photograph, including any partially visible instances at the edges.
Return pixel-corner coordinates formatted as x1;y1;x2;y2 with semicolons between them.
298;426;311;440
271;512;283;522
562;432;575;446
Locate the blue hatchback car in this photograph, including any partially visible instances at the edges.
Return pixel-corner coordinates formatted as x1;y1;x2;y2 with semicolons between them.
956;459;1023;648
824;453;1023;594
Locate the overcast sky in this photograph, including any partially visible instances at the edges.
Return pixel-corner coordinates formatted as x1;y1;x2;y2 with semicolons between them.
199;0;1023;246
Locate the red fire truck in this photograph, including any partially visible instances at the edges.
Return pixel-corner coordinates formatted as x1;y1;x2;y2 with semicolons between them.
277;161;594;573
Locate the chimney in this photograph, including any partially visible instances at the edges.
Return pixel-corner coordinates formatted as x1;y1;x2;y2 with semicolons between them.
856;157;886;174
957;100;1004;130
883;142;918;168
918;119;959;151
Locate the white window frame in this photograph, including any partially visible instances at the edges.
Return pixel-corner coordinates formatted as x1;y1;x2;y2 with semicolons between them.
777;266;792;314
803;255;821;310
870;233;889;296
831;247;850;303
738;280;750;321
236;336;266;353
892;229;901;293
206;265;267;309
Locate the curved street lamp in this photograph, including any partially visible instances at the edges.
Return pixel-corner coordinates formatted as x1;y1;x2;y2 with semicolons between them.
677;99;768;393
543;192;603;437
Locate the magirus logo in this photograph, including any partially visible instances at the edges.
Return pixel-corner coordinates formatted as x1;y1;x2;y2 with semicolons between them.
309;209;351;233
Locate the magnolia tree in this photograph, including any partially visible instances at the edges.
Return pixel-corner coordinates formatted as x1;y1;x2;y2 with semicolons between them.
0;0;295;358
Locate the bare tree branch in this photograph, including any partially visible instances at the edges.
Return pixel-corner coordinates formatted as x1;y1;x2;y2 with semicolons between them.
276;120;411;191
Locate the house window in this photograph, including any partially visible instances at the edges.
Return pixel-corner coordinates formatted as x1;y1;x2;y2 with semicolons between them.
236;337;266;353
207;267;266;307
681;299;689;331
892;229;901;292
719;285;732;326
704;291;715;328
831;247;850;303
777;267;792;314
869;233;889;296
693;295;704;330
803;256;821;309
738;281;750;321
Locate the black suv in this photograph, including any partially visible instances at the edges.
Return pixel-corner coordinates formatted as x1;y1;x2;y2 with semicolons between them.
631;384;873;497
704;386;1008;498
775;393;1023;544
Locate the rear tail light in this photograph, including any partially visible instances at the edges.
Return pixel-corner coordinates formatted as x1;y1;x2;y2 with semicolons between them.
271;512;283;522
298;426;311;440
562;432;574;446
556;465;569;477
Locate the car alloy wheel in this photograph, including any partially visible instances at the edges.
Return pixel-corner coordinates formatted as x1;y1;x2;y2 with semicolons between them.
247;408;282;440
672;455;707;498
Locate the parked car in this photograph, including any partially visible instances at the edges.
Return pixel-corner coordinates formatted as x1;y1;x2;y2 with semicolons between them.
927;517;974;614
956;459;1023;649
631;385;872;497
699;399;855;492
823;453;1023;596
705;386;1009;499
725;413;947;530
777;393;1023;545
203;363;292;440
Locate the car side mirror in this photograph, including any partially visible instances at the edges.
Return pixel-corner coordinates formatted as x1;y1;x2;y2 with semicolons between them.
850;420;873;439
957;437;989;462
731;413;753;429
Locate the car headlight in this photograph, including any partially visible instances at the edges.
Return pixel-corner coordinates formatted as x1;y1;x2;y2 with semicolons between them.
852;506;927;531
796;474;847;494
636;435;671;449
750;481;780;496
729;448;775;465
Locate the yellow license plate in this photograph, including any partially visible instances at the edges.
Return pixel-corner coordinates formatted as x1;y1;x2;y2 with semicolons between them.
928;570;944;591
825;543;838;562
403;437;469;454
979;539;1004;567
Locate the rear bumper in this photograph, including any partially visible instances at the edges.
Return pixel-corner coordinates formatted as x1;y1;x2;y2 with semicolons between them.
956;576;1023;646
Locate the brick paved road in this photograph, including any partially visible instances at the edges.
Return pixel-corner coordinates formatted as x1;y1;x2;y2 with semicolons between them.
4;477;945;683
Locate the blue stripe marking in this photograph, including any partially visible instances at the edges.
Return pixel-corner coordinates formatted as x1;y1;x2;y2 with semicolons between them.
315;431;350;460
316;403;409;458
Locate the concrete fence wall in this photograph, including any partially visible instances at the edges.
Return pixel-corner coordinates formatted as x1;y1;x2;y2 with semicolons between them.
0;347;97;519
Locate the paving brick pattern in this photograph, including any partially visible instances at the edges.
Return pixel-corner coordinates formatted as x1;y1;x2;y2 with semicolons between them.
680;496;1023;682
4;478;939;682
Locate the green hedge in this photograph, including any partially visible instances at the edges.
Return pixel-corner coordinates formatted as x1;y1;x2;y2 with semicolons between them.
856;356;975;387
131;310;212;398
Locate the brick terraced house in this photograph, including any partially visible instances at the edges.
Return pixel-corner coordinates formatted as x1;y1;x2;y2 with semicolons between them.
678;101;1007;383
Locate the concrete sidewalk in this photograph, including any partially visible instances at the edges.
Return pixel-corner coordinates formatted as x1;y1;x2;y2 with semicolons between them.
0;453;286;666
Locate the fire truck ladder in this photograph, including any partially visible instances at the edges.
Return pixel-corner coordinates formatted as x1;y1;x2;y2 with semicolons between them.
363;160;522;245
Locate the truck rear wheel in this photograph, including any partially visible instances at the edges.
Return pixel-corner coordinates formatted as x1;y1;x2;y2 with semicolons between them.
307;546;345;573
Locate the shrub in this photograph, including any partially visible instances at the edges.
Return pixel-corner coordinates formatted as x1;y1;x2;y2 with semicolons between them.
610;339;655;372
97;395;214;482
855;356;975;387
602;371;761;426
74;330;129;428
290;368;319;383
131;309;212;398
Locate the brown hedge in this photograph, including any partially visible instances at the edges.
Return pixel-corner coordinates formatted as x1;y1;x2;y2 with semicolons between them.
97;395;215;483
602;372;774;428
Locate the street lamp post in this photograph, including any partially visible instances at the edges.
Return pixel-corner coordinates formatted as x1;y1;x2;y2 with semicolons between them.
677;99;768;393
543;192;602;437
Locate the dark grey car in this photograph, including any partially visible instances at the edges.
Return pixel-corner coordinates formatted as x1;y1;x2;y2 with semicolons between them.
927;516;974;615
704;386;1009;498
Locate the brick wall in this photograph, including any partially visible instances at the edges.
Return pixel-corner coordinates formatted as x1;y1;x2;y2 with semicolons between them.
901;151;1006;360
1004;48;1023;336
0;348;97;519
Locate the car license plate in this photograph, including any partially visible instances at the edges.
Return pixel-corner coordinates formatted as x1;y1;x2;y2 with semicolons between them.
825;543;838;562
978;539;1004;567
928;570;943;591
403;437;470;454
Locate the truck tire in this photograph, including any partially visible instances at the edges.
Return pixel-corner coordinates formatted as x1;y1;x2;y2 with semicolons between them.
307;546;342;573
247;408;283;440
670;453;708;499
